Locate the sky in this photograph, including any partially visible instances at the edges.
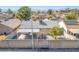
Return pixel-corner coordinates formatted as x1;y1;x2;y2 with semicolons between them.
0;6;79;11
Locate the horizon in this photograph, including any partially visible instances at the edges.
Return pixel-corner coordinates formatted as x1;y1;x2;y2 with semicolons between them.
0;6;79;11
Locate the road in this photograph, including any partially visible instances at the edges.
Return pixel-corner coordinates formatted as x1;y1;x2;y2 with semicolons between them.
0;48;79;52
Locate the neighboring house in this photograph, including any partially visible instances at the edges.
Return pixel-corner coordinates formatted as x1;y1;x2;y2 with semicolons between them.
0;12;13;22
40;13;46;19
65;20;79;35
0;19;21;34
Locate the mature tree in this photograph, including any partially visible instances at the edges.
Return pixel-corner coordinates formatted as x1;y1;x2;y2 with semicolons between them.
66;14;77;20
48;26;63;39
36;10;40;15
46;14;53;20
69;9;79;13
7;9;13;14
32;10;40;21
47;9;53;15
0;8;2;12
46;9;53;20
11;12;16;18
15;6;31;21
60;8;72;13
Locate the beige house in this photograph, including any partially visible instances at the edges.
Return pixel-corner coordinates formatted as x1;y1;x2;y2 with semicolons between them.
0;19;21;35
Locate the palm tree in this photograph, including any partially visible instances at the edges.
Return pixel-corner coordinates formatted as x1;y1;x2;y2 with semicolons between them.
46;14;53;20
48;26;63;39
32;10;40;21
46;9;53;20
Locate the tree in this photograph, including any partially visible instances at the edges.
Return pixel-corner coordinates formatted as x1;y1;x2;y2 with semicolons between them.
15;6;31;21
11;12;16;18
46;9;53;20
48;26;63;39
0;8;2;12
65;8;71;12
46;14;53;20
47;9;53;15
32;10;40;21
66;14;77;20
7;9;13;14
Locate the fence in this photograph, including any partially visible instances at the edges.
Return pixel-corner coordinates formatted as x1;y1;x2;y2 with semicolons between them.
0;39;79;48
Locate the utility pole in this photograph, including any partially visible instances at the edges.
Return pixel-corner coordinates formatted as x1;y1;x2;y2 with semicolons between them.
31;15;34;50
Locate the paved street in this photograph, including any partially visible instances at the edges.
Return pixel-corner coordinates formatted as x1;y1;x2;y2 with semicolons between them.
0;48;79;52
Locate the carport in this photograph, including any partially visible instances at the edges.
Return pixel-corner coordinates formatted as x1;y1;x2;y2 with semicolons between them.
69;29;79;38
69;29;79;35
17;29;40;33
17;29;40;39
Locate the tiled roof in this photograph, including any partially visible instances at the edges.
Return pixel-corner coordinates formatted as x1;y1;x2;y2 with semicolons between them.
67;25;79;29
1;19;21;29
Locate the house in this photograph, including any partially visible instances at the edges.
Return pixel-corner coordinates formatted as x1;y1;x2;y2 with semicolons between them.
65;20;79;38
0;19;21;35
17;19;67;39
39;11;46;19
0;12;13;22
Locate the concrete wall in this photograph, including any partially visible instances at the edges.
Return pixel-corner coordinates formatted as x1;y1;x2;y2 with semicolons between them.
0;40;32;48
48;40;79;48
0;40;79;48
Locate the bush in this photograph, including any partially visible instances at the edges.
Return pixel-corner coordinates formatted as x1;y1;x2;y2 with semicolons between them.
66;14;77;20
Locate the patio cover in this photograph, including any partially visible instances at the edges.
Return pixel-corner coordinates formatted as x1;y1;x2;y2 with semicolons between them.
69;29;79;34
17;29;40;33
